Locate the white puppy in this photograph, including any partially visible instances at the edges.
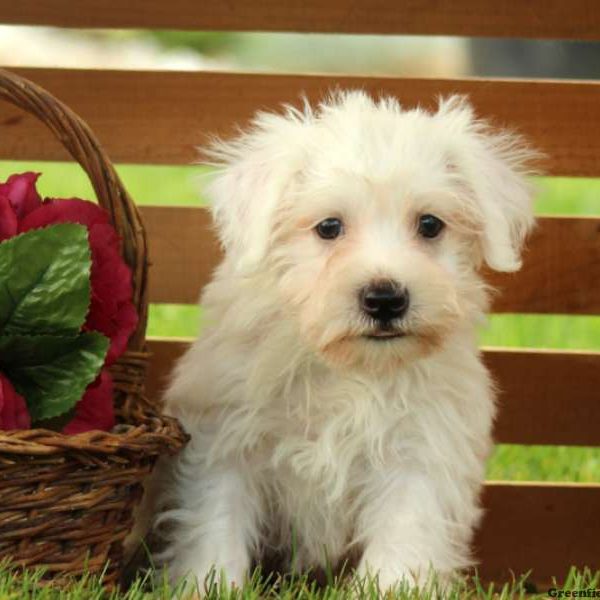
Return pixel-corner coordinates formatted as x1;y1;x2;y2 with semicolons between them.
149;91;536;591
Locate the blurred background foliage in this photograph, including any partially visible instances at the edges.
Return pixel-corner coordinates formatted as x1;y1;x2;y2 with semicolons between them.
2;26;600;77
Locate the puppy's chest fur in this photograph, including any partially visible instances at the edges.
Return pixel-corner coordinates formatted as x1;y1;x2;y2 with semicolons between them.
182;331;493;566
242;368;410;478
224;367;452;563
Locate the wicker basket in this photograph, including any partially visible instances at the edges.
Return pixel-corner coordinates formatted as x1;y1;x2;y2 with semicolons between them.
0;69;188;585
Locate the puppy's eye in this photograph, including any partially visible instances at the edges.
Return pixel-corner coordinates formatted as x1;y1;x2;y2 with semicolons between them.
417;214;445;239
315;218;344;240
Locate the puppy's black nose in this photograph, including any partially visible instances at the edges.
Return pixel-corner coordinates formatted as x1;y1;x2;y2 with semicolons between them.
360;282;409;323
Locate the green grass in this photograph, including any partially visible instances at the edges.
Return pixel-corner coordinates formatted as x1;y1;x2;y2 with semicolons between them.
0;162;203;207
147;308;600;352
3;161;600;212
1;562;598;600
487;444;600;482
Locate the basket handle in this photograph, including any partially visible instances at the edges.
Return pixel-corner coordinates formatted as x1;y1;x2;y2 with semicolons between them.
0;69;148;351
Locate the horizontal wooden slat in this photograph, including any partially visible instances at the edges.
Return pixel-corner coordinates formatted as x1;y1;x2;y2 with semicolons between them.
486;216;600;315
3;68;600;176
477;483;600;587
143;207;217;305
141;206;600;315
484;349;600;446
2;1;600;40
147;338;185;401
147;339;600;446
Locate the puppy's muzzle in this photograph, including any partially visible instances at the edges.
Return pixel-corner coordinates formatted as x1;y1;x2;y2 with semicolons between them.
360;281;410;324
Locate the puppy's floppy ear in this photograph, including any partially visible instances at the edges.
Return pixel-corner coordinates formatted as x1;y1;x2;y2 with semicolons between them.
202;108;308;272
437;96;538;272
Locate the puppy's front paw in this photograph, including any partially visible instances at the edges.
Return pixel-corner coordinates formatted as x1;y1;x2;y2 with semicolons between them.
357;549;450;594
357;556;414;594
154;539;248;596
177;567;246;600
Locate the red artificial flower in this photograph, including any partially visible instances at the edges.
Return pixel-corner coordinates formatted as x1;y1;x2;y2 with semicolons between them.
63;369;115;435
0;172;42;241
0;172;138;434
19;198;138;365
0;174;138;365
0;373;31;430
0;172;42;218
0;197;18;241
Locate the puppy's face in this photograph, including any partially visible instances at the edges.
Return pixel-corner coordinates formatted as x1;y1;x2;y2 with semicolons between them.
275;156;489;373
207;93;536;373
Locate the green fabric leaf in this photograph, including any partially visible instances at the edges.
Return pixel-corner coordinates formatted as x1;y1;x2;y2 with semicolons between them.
0;332;109;421
0;223;91;336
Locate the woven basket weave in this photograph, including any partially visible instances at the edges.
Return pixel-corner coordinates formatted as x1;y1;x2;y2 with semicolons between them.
0;69;187;585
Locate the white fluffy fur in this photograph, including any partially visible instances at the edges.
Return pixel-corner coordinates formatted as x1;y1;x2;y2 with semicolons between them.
137;91;536;591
